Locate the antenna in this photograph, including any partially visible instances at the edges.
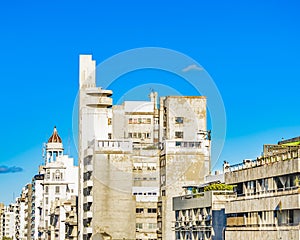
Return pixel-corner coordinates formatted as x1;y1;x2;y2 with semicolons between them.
42;142;47;164
67;135;71;156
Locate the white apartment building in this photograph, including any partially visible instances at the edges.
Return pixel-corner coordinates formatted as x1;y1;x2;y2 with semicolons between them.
2;205;16;239
0;203;4;239
31;173;44;239
34;127;78;240
78;55;210;240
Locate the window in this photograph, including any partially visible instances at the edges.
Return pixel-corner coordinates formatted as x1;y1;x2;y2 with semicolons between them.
45;186;49;195
108;118;112;125
148;223;157;229
175;131;183;139
147;208;157;214
45;197;48;205
175;117;184;124
136;208;144;213
55;170;61;181
46;170;50;179
129;118;133;124
55;186;60;194
108;133;112;139
136;223;143;229
128;133;132;138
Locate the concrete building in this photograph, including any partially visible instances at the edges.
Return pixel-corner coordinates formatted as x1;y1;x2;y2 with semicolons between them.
172;173;235;240
78;55;210;240
0;203;4;239
15;196;25;240
49;196;78;240
158;96;210;240
31;173;44;239
15;186;29;240
1;204;16;239
64;196;78;240
225;138;300;239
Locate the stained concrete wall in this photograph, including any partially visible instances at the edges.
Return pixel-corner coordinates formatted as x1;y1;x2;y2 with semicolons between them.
161;152;209;240
92;153;136;239
225;228;300;240
225;158;300;184
162;96;207;141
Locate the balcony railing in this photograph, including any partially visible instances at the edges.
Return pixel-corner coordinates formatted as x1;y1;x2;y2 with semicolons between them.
96;140;132;152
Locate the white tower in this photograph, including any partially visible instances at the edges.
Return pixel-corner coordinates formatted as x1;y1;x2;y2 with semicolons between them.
46;126;64;163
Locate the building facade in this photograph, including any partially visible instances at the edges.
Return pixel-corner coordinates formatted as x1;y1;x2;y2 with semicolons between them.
78;55;210;240
172;173;235;240
36;127;78;240
225;139;300;239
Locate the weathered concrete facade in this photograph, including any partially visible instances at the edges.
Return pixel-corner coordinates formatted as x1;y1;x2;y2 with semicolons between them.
225;143;300;240
78;55;210;240
173;187;234;240
158;96;210;240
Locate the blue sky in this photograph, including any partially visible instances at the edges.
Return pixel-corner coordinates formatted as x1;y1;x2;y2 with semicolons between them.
0;0;300;204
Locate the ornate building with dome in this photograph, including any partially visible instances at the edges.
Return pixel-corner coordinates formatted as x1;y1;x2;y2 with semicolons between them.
31;127;78;240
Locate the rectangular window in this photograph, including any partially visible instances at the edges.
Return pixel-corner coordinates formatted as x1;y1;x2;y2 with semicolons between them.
136;223;143;229
55;186;60;194
147;208;157;214
136;208;144;213
128;118;133;124
45;186;49;195
128;132;132;138
175;117;184;124
108;118;112;125
148;223;157;229
45;197;48;205
175;131;184;139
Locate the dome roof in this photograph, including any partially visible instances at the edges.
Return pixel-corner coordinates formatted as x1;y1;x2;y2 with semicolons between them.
48;126;62;143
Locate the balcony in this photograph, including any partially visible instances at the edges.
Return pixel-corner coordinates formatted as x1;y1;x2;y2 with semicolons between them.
83;196;93;203
161;140;209;155
84;164;93;172
84;148;94;157
83;211;93;219
85;95;112;107
226;188;300;213
85;88;112;97
84;227;93;234
96;140;132;153
83;180;93;188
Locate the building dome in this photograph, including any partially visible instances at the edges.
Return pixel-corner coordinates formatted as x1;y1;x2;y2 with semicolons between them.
48;126;62;143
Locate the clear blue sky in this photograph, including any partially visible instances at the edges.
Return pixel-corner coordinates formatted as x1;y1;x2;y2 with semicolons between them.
0;0;299;204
